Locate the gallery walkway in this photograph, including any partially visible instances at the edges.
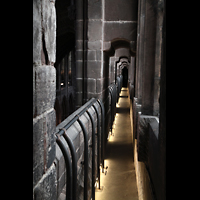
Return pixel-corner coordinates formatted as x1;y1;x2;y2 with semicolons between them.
95;87;139;200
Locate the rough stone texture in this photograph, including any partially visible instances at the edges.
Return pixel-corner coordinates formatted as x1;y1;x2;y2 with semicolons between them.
104;22;137;42
137;113;159;163
33;163;57;200
41;0;56;64
33;0;56;65
33;0;57;199
105;0;138;21
33;0;42;65
33;65;56;117
133;97;141;139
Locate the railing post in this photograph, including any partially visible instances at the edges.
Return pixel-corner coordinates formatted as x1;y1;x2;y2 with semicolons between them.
97;99;105;171
77;118;89;200
56;134;73;200
86;110;96;200
61;128;77;200
92;104;101;189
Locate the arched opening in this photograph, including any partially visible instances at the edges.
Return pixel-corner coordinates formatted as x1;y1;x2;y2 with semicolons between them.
122;67;128;87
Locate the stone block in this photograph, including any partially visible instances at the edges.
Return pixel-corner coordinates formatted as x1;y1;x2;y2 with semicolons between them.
87;50;96;61
88;20;102;41
133;98;141;139
33;115;44;187
76;40;83;50
76;20;83;40
76;0;83;20
96;78;103;93
88;0;102;19
33;65;56;117
33;164;57;200
33;0;42;65
137;114;159;162
76;50;83;61
87;61;102;79
104;22;137;41
105;0;137;21
88;40;102;50
76;61;83;78
87;78;96;93
96;50;102;61
33;108;56;187
41;0;56;63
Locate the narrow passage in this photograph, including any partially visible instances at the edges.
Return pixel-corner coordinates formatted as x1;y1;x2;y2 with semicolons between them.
95;87;139;200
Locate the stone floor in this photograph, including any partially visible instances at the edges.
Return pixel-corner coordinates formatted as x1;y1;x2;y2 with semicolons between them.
95;87;139;200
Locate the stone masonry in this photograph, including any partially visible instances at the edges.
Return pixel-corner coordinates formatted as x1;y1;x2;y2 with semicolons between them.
33;0;57;199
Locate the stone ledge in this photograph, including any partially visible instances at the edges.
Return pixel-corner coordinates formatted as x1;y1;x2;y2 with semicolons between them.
137;114;159;162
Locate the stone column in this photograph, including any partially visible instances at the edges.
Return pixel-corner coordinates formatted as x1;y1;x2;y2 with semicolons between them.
141;0;157;115
33;0;57;199
135;0;146;104
87;0;104;101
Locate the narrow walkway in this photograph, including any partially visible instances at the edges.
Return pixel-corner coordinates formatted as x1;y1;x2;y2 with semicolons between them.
96;87;138;200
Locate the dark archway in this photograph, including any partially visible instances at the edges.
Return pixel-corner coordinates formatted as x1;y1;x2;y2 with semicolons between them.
122;67;128;87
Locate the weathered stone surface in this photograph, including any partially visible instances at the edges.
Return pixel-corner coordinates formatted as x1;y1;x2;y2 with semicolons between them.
33;0;42;65
137;114;159;162
105;0;137;21
104;22;137;41
87;78;96;93
33;114;44;187
87;61;102;79
133;97;141;139
41;0;56;64
33;108;56;187
88;0;102;19
33;65;56;117
88;20;102;42
33;163;57;200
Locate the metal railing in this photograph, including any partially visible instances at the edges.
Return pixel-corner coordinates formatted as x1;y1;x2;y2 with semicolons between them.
109;76;123;134
55;98;105;200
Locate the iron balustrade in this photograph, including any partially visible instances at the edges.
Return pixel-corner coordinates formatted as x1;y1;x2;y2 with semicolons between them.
55;98;105;200
108;77;123;135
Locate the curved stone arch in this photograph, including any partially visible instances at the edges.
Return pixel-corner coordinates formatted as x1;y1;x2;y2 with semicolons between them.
104;38;136;57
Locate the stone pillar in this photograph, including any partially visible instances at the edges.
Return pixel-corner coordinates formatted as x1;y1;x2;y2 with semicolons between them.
87;0;104;101
135;0;146;104
33;0;57;199
158;0;166;199
75;0;87;107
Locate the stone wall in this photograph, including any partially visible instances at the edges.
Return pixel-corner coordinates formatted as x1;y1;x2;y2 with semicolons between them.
33;0;57;199
132;0;166;199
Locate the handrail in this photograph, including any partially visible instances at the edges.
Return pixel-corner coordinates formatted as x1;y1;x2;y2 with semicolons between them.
97;99;105;171
76;118;88;200
55;98;104;200
56;134;73;200
86;110;96;200
92;104;101;189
